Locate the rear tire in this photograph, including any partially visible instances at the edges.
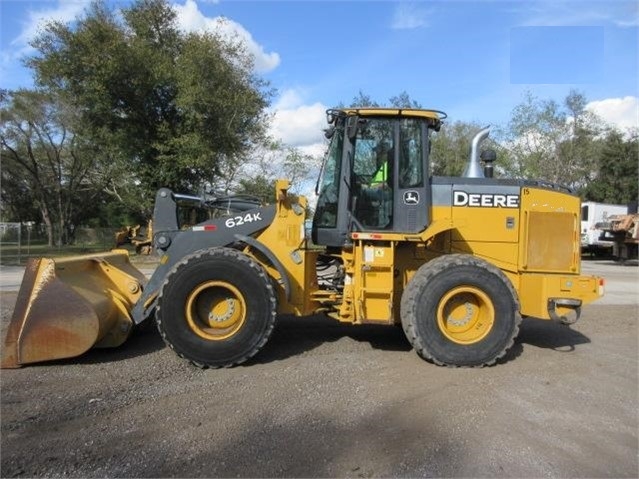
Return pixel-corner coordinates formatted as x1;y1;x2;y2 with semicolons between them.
401;254;521;367
156;248;276;368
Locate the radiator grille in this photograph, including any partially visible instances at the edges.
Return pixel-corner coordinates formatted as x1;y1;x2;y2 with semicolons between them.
526;211;577;271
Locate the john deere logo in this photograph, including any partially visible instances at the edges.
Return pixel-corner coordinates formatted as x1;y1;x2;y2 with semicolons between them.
403;191;420;205
453;191;519;208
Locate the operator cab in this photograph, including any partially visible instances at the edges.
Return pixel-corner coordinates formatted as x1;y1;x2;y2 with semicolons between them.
312;108;445;247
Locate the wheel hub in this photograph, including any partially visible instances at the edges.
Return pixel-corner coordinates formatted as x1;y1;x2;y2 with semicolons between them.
185;281;247;341
208;298;236;323
437;287;495;345
445;298;475;327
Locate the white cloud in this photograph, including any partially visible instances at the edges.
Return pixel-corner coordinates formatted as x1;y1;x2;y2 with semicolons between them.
12;0;87;49
172;0;280;73
270;90;328;150
240;90;328;201
1;0;87;88
266;90;329;204
297;142;328;159
391;3;431;30
517;1;638;28
587;96;639;132
274;89;305;111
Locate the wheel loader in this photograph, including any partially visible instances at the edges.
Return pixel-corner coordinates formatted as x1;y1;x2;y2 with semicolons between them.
1;108;604;369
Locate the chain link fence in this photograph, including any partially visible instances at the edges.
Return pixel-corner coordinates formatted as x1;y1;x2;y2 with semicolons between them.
0;223;120;265
0;223;22;264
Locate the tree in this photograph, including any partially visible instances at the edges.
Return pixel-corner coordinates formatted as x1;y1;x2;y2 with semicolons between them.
0;90;99;245
235;174;275;201
346;90;380;108
430;121;492;176
228;142;321;202
389;91;422;109
26;0;273;216
0;149;40;224
344;90;422;109
280;146;322;194
499;90;602;189
581;130;639;204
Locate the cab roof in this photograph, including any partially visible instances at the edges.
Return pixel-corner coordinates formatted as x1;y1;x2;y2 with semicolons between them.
334;107;447;121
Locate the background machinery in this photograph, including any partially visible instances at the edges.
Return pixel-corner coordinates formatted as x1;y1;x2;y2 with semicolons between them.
599;212;639;261
1;108;603;369
580;201;629;256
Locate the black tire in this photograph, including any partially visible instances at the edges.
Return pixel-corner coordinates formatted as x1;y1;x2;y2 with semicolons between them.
156;248;276;368
400;254;521;367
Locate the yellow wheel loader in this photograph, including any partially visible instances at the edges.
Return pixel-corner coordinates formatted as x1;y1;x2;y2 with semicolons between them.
1;108;604;369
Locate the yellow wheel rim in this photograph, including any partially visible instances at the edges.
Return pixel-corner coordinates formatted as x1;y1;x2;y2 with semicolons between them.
185;281;246;341
436;286;495;345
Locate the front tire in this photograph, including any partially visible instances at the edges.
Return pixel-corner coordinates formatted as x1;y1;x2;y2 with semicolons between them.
401;254;521;367
156;248;276;368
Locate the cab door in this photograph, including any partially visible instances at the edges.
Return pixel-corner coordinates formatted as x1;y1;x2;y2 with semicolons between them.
313;114;433;248
350;117;430;233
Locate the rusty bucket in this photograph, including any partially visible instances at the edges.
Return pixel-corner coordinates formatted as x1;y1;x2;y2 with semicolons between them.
1;250;147;368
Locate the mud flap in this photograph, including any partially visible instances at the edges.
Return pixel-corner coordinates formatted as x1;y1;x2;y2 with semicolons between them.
1;251;146;368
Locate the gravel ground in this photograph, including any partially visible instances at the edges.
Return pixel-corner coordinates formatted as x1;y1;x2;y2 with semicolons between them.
0;260;637;478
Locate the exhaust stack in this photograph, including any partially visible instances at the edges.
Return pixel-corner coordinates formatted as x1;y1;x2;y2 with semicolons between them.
463;126;491;178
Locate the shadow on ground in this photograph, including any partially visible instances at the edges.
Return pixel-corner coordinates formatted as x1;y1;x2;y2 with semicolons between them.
43;324;167;367
26;313;592;369
516;317;591;352
253;314;412;365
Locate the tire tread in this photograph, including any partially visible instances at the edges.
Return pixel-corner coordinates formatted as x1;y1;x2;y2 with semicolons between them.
155;247;277;368
400;254;522;367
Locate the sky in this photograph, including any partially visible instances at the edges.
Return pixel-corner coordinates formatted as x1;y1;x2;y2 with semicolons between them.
1;0;638;158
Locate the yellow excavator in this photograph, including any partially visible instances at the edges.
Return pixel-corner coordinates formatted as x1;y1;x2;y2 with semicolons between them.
1;108;604;369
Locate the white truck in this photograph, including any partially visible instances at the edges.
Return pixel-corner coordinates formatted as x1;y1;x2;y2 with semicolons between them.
581;201;628;255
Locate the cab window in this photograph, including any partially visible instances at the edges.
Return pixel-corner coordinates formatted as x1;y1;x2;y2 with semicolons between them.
314;129;344;228
399;119;424;188
351;118;394;229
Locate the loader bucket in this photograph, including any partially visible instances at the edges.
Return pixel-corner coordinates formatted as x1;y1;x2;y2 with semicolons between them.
1;250;147;368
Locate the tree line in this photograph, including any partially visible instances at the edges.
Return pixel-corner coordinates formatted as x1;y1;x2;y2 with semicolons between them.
1;0;637;246
342;90;637;204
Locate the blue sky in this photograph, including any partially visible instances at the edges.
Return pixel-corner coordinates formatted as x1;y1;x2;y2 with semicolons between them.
1;0;637;154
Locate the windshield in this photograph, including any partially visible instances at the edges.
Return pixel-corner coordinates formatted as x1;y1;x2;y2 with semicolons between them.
314;128;344;228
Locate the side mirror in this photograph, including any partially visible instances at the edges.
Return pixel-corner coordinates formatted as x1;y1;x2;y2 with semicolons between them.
324;126;335;139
